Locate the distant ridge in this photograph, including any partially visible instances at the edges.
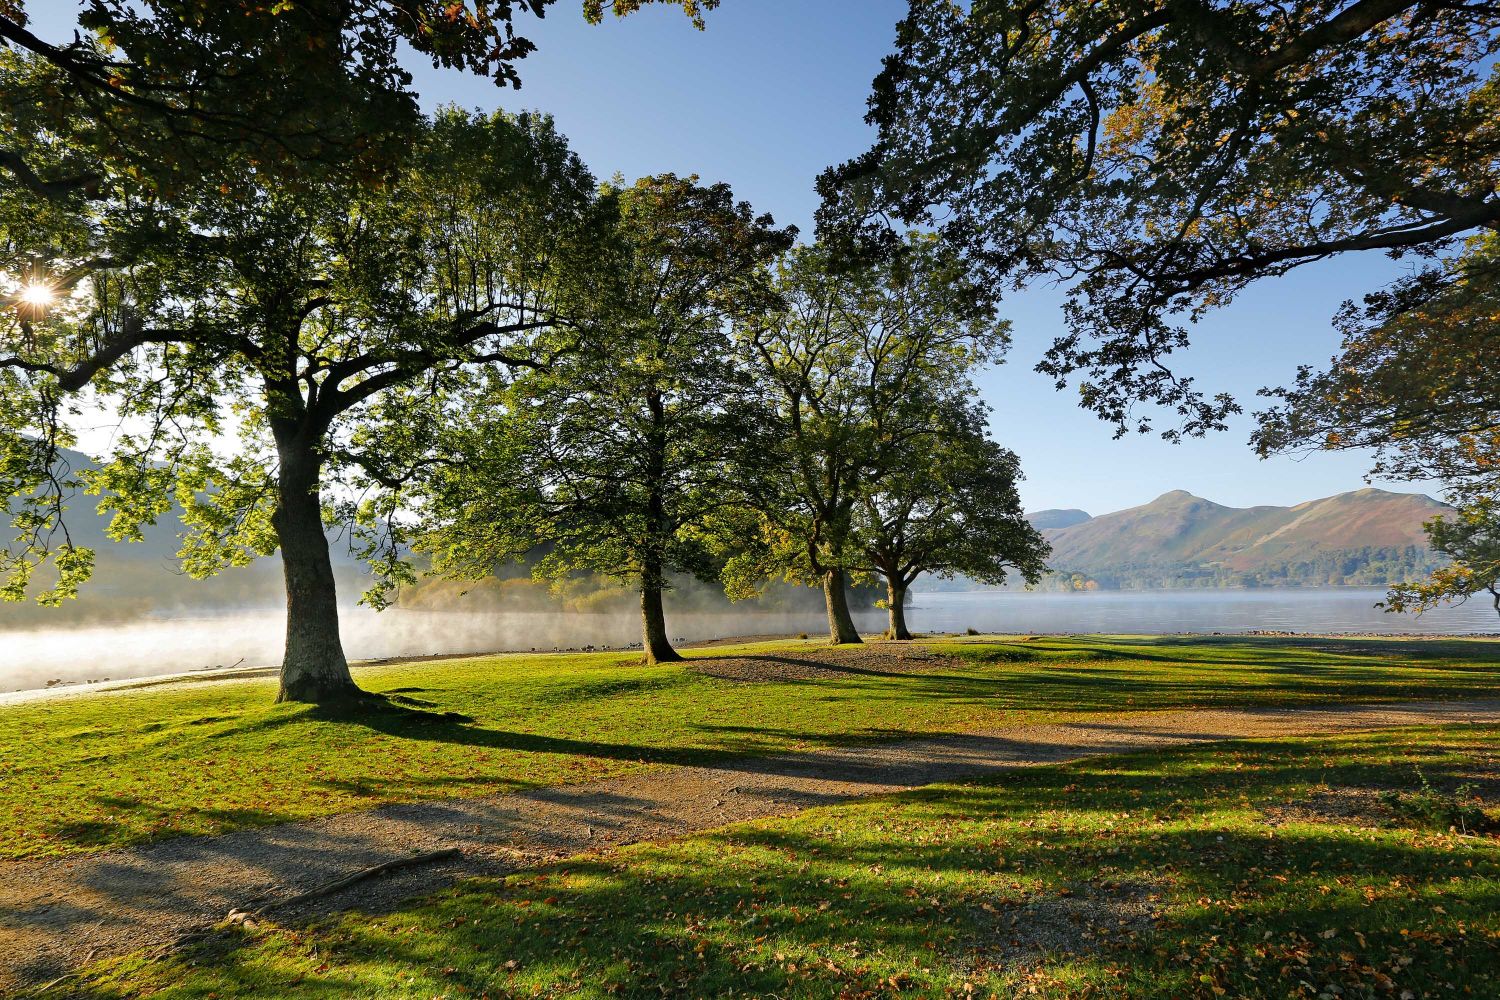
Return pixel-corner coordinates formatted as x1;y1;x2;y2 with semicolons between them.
1021;489;1449;590
1025;508;1092;530
3;446;356;624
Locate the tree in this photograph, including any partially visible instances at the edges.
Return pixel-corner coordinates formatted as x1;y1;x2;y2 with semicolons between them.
732;237;1008;645
852;398;1048;639
0;105;603;703
1383;500;1500;619
822;1;1500;438
0;0;716;198
422;173;792;664
1253;233;1500;505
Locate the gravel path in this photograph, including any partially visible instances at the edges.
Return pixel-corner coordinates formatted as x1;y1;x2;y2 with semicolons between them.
4;698;1499;989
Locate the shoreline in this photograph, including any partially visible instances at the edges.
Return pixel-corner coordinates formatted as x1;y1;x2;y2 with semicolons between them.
2;628;1497;706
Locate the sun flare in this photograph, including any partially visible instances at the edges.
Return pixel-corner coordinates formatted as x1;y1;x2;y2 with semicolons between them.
17;282;55;308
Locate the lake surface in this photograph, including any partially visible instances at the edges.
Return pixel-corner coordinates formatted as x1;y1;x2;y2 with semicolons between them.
0;588;1494;696
909;588;1500;637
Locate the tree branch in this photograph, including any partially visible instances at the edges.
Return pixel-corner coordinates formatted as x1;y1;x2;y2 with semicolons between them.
1247;0;1418;77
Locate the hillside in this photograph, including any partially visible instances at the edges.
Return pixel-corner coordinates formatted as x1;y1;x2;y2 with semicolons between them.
2;447;321;625
1026;488;1450;590
1026;508;1093;530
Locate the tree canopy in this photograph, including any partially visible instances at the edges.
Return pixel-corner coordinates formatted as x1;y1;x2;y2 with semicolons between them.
0;0;716;197
823;0;1500;438
1254;233;1500;506
1254;231;1500;619
1383;499;1500;619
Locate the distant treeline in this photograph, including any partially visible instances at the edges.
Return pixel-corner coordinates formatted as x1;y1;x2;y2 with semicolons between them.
397;571;884;616
397;549;884;616
1035;546;1447;592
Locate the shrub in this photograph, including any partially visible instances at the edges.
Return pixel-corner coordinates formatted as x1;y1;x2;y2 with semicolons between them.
1381;768;1496;835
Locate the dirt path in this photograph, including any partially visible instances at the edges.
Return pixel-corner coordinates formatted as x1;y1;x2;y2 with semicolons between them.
4;698;1500;989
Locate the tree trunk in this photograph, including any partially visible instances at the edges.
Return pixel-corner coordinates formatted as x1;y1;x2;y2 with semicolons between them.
886;579;912;640
638;387;684;666
822;567;863;645
272;430;359;704
640;560;683;665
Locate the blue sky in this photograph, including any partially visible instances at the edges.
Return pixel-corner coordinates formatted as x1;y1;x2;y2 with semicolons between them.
30;1;1431;513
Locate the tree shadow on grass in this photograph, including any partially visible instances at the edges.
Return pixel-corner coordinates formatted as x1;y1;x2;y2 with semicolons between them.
1149;634;1500;659
947;656;1500;711
1093;634;1500;665
37;797;293;854
40;728;1500;1000
195;682;1500;805
43;655;1495;861
958;634;1500;672
690;652;981;682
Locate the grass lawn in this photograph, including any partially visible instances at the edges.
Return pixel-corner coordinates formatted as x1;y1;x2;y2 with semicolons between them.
42;723;1500;999
1;635;1497;860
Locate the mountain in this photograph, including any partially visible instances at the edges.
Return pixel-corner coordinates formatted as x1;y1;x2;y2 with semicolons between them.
1030;488;1450;590
1;446;361;625
1026;508;1093;530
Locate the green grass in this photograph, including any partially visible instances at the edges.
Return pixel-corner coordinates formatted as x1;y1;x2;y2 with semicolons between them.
1;635;1497;860
44;724;1500;999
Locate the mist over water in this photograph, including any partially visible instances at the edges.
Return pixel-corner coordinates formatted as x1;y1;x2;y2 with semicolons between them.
1;588;1495;698
0;605;886;695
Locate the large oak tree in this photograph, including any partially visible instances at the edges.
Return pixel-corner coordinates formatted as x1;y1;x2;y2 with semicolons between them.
0;0;716;198
0;104;603;703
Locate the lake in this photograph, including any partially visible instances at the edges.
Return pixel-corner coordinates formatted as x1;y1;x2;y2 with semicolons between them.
909;587;1500;636
0;587;1494;696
